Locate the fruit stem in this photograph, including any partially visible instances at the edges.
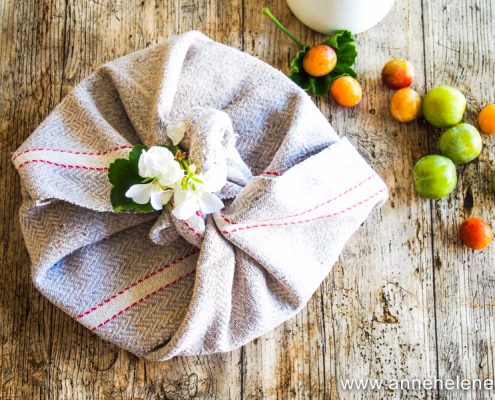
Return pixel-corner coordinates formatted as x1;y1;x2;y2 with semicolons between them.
262;8;305;48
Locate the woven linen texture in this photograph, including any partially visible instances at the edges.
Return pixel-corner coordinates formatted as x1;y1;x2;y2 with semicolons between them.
12;31;388;360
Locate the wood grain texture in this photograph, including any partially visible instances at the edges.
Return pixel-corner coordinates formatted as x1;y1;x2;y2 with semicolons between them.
1;0;494;398
422;1;495;400
1;1;66;399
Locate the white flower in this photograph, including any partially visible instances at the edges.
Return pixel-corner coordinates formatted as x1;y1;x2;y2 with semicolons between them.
126;183;174;210
171;167;225;220
125;146;183;211
166;121;187;146
123;144;225;217
138;146;183;185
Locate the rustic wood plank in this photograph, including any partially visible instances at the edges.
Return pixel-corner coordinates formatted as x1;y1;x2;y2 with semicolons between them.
0;1;111;396
0;1;67;399
422;0;495;399
322;0;439;396
240;0;439;398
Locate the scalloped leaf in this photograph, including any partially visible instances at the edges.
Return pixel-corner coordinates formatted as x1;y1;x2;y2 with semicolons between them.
288;30;358;97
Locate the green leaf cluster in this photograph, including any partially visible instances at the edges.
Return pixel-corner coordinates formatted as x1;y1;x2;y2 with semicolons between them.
108;145;154;212
289;30;358;97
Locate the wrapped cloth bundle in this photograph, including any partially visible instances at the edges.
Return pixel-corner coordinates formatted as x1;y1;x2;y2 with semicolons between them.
12;31;387;360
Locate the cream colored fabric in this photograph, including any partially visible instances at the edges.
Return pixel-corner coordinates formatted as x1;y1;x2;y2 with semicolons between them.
12;31;387;360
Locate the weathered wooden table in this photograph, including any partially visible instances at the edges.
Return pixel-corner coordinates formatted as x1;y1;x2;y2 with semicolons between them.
1;0;494;398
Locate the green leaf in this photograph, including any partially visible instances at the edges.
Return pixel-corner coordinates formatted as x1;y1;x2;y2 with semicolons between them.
108;145;148;186
108;144;155;213
129;145;148;166
288;30;358;97
322;30;358;69
108;159;138;187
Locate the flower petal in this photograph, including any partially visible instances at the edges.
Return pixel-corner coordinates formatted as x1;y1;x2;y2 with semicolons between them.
166;121;187;145
149;187;165;210
172;191;199;220
161;190;174;205
138;145;184;185
138;149;152;178
147;146;174;161
125;183;152;204
199;192;224;214
158;160;183;186
202;166;227;193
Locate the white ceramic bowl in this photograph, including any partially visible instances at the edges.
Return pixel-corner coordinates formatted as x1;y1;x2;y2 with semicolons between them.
287;0;394;34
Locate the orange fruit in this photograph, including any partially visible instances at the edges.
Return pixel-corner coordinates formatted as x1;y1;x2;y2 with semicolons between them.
302;45;337;78
459;218;493;250
390;88;422;122
330;76;362;107
381;58;415;89
478;104;495;135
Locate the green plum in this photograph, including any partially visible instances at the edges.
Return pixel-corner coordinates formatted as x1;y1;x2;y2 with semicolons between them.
413;155;457;199
438;123;482;164
423;86;466;128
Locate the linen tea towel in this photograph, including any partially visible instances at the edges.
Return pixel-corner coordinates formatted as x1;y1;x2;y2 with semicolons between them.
12;31;388;360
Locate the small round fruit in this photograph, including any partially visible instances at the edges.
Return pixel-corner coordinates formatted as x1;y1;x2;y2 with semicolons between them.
330;76;362;107
381;58;415;89
438;123;482;165
390;88;422;122
423;86;466;128
478;104;495;135
413;155;457;199
302;45;337;78
459;218;493;250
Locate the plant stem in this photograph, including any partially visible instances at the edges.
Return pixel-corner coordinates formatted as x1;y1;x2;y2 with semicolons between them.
262;8;305;48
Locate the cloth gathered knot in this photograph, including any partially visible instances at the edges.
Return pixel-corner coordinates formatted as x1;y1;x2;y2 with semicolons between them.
12;31;387;360
150;107;253;248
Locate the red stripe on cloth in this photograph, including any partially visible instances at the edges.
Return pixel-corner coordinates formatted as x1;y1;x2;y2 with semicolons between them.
12;144;133;162
219;214;236;224
16;159;109;171
92;269;196;331
182;220;204;239
222;188;386;234
261;171;282;176
76;250;199;319
220;175;376;225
